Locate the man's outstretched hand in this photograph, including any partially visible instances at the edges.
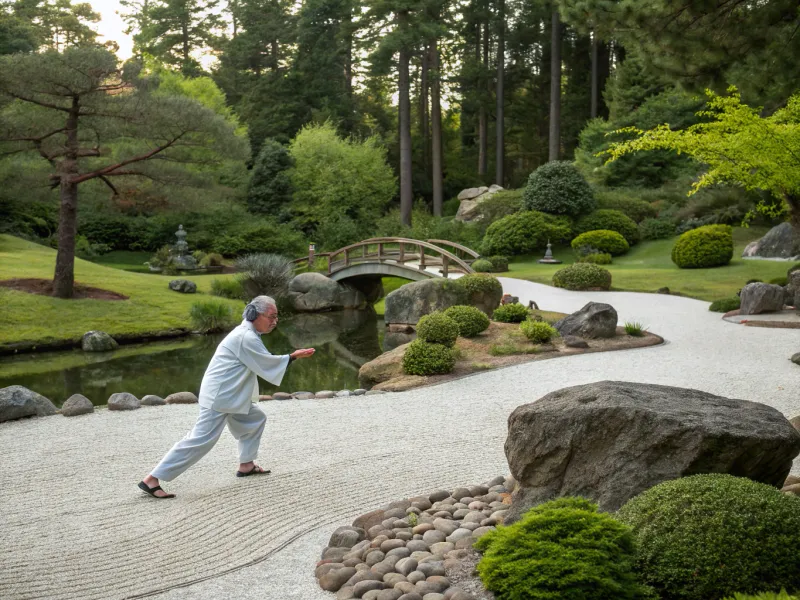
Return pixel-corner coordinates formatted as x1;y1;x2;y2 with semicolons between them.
290;348;315;360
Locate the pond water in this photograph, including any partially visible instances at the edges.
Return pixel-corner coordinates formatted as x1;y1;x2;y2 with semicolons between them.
0;310;387;407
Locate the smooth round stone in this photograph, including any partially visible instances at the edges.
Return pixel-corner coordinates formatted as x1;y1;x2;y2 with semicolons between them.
395;581;417;594
377;589;403;600
343;557;363;567
355;563;371;572
410;551;433;562
432;519;459;536
407;507;421;515
335;390;351;397
429;542;455;556
336;586;355;599
406;540;429;553
452;502;468;510
366;550;385;566
412;523;434;535
454;537;475;550
422;594;445;600
469;485;489;497
140;394;165;406
482;493;501;503
61;394;94;417
486;475;505;487
395;531;413;541
323;547;350;561
319;567;358;592
353;388;367;395
417;562;446;577
445;549;469;560
398;594;423;600
452;509;469;519
440;498;456;506
369;525;386;538
316;390;335;398
406;571;426;584
472;526;496;538
450;488;471;501
395;557;418;576
377;529;396;539
363;590;382;600
480;517;497;527
381;539;406;553
383;518;399;529
272;392;292;400
419;555;444;565
386;547;411;559
445;529;472;543
459;522;479;531
393;518;411;528
412;499;432;511
462;511;484;524
488;484;506;493
458;497;475;505
428;490;450;503
467;501;488;510
492;510;509;522
489;501;505;508
385;508;407;519
422;530;446;545
316;562;344;578
431;511;453;519
384;572;408;586
373;559;400;577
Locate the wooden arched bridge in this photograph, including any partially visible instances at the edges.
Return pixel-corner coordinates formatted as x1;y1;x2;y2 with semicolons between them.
292;237;479;282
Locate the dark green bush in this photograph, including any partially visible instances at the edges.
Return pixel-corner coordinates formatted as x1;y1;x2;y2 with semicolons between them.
416;312;459;348
487;255;509;272
520;320;558;343
639;218;676;240
572;230;630;256
201;252;224;267
189;300;237;333
617;474;800;600
472;258;494;273
473;189;524;225
443;196;461;217
210;278;245;300
769;276;788;286
493;302;530;323
671;224;733;268
213;222;306;258
481;210;573;256
578;252;613;265
725;592;799;600
475;497;654;600
247;138;294;215
575;209;640;245
595;189;660;222
708;297;741;312
553;263;612;291
401;340;456;375
522;161;596;217
443;305;490;337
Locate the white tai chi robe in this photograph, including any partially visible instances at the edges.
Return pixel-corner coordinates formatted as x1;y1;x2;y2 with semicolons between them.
150;320;292;482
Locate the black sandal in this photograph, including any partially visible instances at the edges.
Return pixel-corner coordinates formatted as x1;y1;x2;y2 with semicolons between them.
138;481;176;499
236;465;271;477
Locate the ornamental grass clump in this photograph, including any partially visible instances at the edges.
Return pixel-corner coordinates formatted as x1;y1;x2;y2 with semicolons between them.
493;302;530;323
617;474;800;600
519;320;558;343
401;339;456;376
443;305;490;337
210;278;245;300
475;497;654;600
235;252;294;305
671;224;733;268
416;311;460;347
553;263;612;291
189;300;237;333
624;321;647;336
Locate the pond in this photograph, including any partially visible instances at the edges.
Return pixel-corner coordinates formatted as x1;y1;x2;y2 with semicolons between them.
0;310;387;408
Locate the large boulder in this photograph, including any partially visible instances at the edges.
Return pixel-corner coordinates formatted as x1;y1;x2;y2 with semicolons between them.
359;342;409;388
168;279;197;294
553;302;618;339
108;392;140;411
61;394;94;417
739;282;786;315
0;385;56;422
384;279;468;325
81;331;118;352
789;270;800;309
287;273;366;312
504;381;800;520
742;222;800;260
165;391;198;404
454;185;505;223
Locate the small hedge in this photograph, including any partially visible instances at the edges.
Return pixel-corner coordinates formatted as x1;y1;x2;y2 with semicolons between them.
671;224;733;269
487;255;509;272
522;161;596;217
481;210;573;256
444;305;490;337
639;217;676;240
572;229;630;256
617;474;800;600
456;272;503;302
575;209;640;245
416;312;459;348
520;320;558;343
553;263;612;291
578;252;612;265
471;258;494;273
401;340;456;376
475;497;654;600
709;297;741;312
493;302;530;323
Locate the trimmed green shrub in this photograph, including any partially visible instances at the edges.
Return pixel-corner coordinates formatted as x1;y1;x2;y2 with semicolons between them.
456;273;503;299
671;224;733;268
639;217;676;240
210;278;245;300
493;302;530;323
769;276;788;286
553;263;612;291
401;340;456;375
578;252;613;265
189;300;237;333
481;210;573;256
471;258;493;273
416;312;459;348
572;230;630;256
520;320;558;343
596;189;659;222
444;305;490;337
575;209;640;245
475;497;654;600
617;474;800;600
487;255;509;272
522;161;596;217
709;296;741;312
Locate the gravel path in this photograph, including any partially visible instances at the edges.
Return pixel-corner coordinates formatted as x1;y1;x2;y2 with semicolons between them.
1;279;798;600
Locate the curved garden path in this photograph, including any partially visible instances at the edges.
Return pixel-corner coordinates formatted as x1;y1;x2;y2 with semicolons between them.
1;279;798;600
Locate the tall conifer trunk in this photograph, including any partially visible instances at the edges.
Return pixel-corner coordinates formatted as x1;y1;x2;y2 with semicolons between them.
478;22;489;176
420;46;429;173
53;98;80;299
548;10;561;162
495;0;505;186
398;11;413;227
591;34;599;118
431;40;443;217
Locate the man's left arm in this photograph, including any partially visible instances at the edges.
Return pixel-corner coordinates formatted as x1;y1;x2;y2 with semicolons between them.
237;334;292;386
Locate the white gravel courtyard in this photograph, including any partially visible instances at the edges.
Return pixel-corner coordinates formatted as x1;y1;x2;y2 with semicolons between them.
1;278;798;600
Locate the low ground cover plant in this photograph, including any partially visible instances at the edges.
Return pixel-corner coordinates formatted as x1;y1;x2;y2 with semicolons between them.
401;339;456;375
210;278;245;300
553;263;612;291
443;305;490;337
519;320;558;343
709;297;741;312
493;302;530;323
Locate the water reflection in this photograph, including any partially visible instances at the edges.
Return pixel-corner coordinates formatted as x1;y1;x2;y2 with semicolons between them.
0;310;384;407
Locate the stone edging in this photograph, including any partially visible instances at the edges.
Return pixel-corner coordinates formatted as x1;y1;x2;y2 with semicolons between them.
315;475;514;600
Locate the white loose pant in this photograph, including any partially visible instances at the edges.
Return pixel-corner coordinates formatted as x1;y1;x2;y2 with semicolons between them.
151;404;267;482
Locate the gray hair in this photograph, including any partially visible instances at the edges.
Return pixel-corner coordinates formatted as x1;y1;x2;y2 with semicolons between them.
242;295;277;321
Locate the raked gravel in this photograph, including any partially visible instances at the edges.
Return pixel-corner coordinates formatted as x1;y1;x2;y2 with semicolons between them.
1;278;798;600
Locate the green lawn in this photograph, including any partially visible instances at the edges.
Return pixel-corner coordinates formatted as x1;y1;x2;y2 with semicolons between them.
374;276;409;316
505;226;792;301
89;250;153;273
0;235;243;347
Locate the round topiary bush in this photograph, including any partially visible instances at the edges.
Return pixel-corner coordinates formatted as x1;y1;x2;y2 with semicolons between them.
488;255;509;272
671;224;733;268
401;339;456;376
481;210;573;256
553;263;612;291
415;311;459;348
578;252;612;265
522;161;596;217
572;230;630;256
575;209;640;245
617;474;800;600
639;217;676;241
475;497;654;600
493;302;530;323
443;305;490;337
519;320;558;343
471;258;494;273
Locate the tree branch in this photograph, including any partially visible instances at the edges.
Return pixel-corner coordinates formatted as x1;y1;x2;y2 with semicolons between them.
98;175;119;195
6;91;72;112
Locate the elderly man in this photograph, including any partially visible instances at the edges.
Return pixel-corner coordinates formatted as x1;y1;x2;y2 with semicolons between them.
138;295;314;499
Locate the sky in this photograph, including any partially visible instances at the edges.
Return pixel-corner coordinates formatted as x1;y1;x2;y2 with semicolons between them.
88;0;133;60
